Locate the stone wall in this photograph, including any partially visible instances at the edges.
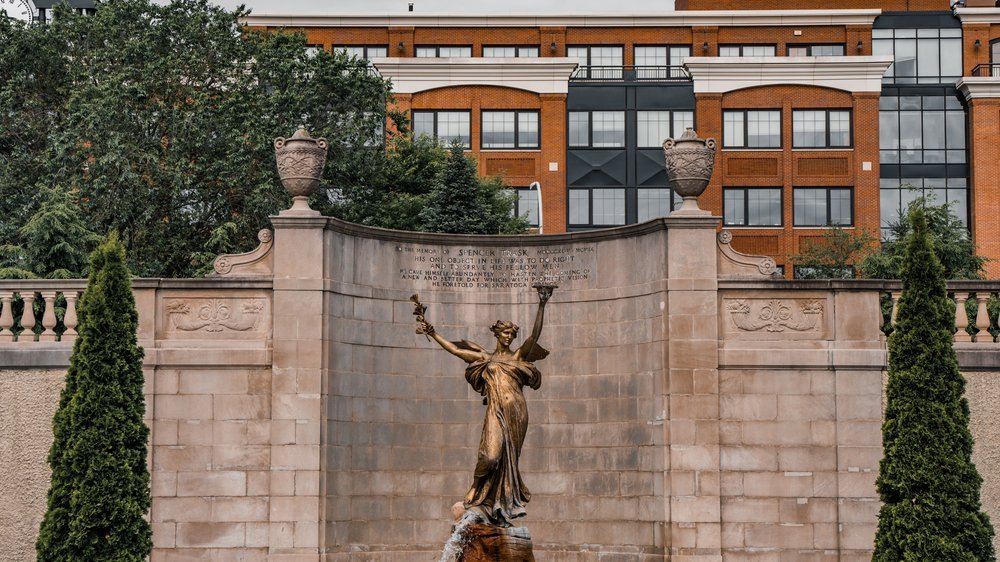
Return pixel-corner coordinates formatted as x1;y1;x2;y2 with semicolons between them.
966;371;1000;556
0;369;65;562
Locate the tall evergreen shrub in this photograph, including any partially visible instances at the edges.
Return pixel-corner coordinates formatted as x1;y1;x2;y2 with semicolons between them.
36;233;151;561
874;207;995;561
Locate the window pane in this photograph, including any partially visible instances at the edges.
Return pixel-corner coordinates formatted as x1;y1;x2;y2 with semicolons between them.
635;46;668;79
673;111;694;138
719;46;741;57
922;111;945;149
894;38;917;78
518;47;539;57
747;111;780;148
941;38;962;78
789;46;809;56
723;190;745;225
946;111;965;150
569;112;589;147
368;47;387;58
880;111;899;149
813;45;844;56
569;190;589;224
482;111;515;149
437;112;470;147
899;111;922;150
669;46;691;64
830;189;852;225
484;46;515;57
438;46;471;57
917;38;939;78
591;111;625;147
516;189;539;226
638;189;671;222
880;187;901;230
413;112;434;138
873;38;894;78
415;47;436;57
568;47;589;67
748;188;781;226
592;188;625;225
745;45;775;56
793;110;826;148
518;112;539;148
723;112;744;148
637;111;670;148
336;46;364;58
794;189;825;226
592;46;623;66
829;111;851;146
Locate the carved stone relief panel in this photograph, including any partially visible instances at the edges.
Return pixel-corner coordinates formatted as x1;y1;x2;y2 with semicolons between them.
158;293;271;340
721;292;831;340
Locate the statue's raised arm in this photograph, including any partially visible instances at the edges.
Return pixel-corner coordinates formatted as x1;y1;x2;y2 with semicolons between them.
516;283;555;362
411;294;485;363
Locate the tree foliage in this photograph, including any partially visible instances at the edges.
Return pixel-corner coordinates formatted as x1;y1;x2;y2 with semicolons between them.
36;233;152;561
873;206;995;562
0;0;394;277
418;143;527;234
860;197;986;280
787;226;878;279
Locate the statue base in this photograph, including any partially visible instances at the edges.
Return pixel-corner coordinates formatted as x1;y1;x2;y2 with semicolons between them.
459;524;535;562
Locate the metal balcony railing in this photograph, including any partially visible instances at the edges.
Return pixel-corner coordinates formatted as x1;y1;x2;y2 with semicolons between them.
971;63;1000;77
569;65;691;82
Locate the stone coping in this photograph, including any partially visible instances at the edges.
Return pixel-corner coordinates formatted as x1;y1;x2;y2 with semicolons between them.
0;278;273;290
720;279;1000;292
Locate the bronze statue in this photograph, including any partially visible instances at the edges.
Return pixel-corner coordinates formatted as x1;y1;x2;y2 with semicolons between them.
412;285;555;528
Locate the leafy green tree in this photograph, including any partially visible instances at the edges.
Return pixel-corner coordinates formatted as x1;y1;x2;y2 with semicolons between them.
418;143;526;234
788;226;878;279
36;233;152;561
0;0;394;277
19;186;101;279
873;207;995;562
860;197;986;280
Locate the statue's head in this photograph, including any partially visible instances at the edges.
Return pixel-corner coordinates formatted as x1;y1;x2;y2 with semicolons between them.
489;320;519;341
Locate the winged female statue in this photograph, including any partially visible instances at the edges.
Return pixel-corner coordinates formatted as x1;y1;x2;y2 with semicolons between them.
412;284;555;527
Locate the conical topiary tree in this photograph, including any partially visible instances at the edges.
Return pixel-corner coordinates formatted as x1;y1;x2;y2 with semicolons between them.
36;232;152;561
874;206;995;561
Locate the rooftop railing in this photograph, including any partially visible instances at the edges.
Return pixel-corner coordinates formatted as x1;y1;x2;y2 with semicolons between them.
569;65;691;82
971;63;1000;77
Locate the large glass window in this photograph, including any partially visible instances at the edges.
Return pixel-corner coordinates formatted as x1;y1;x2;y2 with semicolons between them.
793;187;853;226
568;46;623;79
719;45;776;57
637;189;680;222
788;44;845;56
872;28;962;84
723;188;782;226
880;178;968;234
481;111;539;149
513;188;540;227
637;110;694;148
879;95;965;164
483;46;539;57
412;110;471;148
568;188;625;226
792;110;852;148
568;111;625;148
723;110;781;148
415;45;472;57
634;45;691;78
334;45;388;60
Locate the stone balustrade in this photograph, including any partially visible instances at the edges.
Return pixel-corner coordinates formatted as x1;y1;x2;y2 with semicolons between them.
0;280;86;344
882;280;1000;344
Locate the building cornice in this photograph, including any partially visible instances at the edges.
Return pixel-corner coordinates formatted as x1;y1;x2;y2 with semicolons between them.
955;7;1000;24
957;77;1000;101
372;57;578;95
242;9;880;28
684;56;893;94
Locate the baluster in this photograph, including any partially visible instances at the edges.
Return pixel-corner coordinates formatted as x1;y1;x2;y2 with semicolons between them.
62;291;79;342
0;292;13;343
18;292;36;343
39;291;58;342
890;291;901;327
975;293;990;344
955;292;972;342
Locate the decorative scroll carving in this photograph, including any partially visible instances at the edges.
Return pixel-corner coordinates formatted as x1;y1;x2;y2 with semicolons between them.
166;299;266;332
717;230;778;279
211;229;273;277
727;299;824;333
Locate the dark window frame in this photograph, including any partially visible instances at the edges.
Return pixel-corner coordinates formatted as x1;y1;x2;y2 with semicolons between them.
482;45;540;57
991;39;1000;65
414;45;473;57
411;109;473;148
878;93;967;165
332;45;389;59
792;186;855;227
722;109;783;149
567;187;627;227
512;187;541;227
566;44;626;66
722;187;784;227
635;110;696;149
718;44;778;57
786;44;846;56
567;110;626;149
480;110;541;150
632;44;694;64
792;108;853;149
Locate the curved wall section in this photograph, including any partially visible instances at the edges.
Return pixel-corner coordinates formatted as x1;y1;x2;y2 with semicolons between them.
321;219;670;560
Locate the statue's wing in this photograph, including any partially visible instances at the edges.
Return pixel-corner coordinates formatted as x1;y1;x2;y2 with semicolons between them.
519;342;549;362
453;340;487;353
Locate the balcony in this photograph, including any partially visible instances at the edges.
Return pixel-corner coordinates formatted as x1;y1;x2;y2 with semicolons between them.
569;65;691;83
971;63;1000;77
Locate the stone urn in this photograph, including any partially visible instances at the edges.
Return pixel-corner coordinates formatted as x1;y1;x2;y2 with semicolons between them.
274;126;328;214
662;128;716;215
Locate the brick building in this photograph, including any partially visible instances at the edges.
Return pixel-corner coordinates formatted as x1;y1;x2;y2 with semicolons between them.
244;0;1000;277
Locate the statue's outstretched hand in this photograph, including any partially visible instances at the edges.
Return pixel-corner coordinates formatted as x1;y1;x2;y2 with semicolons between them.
416;320;435;336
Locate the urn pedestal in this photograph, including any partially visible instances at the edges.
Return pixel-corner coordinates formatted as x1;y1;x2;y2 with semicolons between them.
662;128;717;216
274;126;328;216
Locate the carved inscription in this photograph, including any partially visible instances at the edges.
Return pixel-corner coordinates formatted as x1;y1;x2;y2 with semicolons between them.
396;245;595;289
